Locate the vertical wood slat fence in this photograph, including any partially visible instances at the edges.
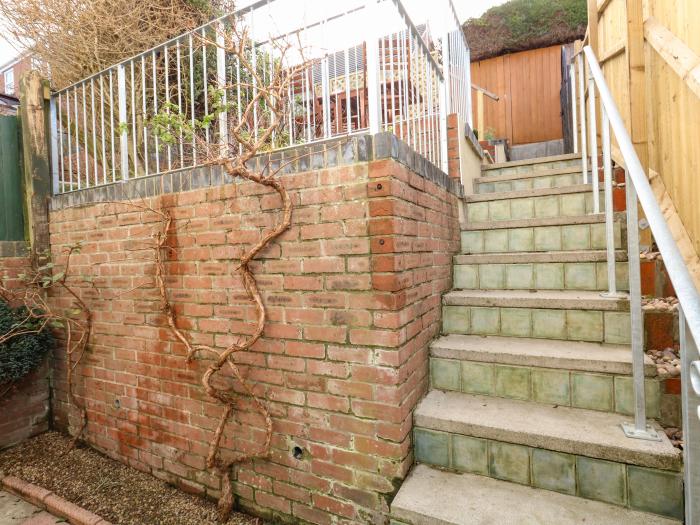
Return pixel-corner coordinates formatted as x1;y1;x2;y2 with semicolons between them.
0;115;24;241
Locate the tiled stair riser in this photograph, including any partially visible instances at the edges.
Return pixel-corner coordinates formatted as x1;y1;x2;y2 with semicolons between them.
476;172;582;193
429;357;659;417
454;261;629;291
413;428;683;520
443;305;631;344
484;159;582;177
467;191;606;223
461;222;623;254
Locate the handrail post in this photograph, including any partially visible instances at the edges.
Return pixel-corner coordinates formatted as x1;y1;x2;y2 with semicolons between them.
216;22;228;157
117;64;129;181
49;96;59;195
577;54;588;184
621;177;660;441
588;75;600;213
600;108;621;297
570;62;578;154
366;1;381;135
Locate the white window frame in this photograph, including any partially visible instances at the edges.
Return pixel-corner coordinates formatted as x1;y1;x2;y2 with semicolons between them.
3;69;14;95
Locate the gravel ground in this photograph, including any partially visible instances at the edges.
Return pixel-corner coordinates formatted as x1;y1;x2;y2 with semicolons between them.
0;431;263;525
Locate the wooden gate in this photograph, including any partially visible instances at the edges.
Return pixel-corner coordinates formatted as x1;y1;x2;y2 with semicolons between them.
470;44;565;145
0;115;25;241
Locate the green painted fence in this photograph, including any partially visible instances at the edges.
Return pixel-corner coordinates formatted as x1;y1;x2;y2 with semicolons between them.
0;115;24;241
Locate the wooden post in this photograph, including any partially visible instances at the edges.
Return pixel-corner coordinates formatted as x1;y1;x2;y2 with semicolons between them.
18;71;52;256
477;89;485;141
587;0;599;56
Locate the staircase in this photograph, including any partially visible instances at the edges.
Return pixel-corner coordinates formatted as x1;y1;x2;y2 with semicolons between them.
391;154;684;525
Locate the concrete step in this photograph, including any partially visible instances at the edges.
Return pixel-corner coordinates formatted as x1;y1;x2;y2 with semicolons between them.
429;334;659;417
475;166;589;194
443;290;630;344
412;391;683;519
454;250;629;292
465;185;606;224
461;215;624;254
391;464;681;525
482;153;582;176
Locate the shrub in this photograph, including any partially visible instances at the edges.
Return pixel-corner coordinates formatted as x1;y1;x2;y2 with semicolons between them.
0;300;53;386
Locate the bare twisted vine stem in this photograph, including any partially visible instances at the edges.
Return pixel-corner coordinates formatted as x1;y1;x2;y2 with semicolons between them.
0;246;92;446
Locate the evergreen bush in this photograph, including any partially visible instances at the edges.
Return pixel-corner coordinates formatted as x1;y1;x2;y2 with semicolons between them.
0;300;53;385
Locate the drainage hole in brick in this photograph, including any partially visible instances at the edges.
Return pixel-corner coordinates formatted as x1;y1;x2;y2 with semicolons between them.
292;446;304;460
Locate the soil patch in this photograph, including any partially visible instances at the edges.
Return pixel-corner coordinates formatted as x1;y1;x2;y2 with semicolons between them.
0;431;263;525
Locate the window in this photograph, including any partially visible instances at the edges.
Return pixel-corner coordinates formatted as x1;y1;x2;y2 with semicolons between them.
3;69;14;95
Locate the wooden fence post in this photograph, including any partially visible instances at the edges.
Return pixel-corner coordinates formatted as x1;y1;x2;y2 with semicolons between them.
18;71;51;257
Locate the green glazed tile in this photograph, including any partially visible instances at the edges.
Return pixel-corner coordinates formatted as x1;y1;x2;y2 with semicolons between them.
534;226;562;251
604;312;631;344
484;230;509;253
532;309;566;339
462;231;484;253
613;377;660;418
467;202;489;222
566;310;603;342
470;307;500;335
534;196;559;218
461;362;495;395
565;263;597;290
443;306;470;334
495;365;531;400
512;179;532;191
489;441;530;484
532;369;571;405
431;358;461;391
533;176;554;189
572;373;613;411
495;181;514;192
531;449;576;495
480;264;505;289
560;193;586;216
508;228;534;251
534;263;564;289
414;428;449;467
561;224;591;250
510;199;534;219
627;466;684;519
452;435;489;475
576;457;626;506
500;308;532;337
454;265;478;289
506;264;534;289
489;200;511;221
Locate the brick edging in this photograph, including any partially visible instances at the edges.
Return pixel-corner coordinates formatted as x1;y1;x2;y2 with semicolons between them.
2;475;112;525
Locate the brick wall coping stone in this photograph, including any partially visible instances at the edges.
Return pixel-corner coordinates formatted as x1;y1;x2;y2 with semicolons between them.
2;475;112;525
0;241;29;258
49;132;464;211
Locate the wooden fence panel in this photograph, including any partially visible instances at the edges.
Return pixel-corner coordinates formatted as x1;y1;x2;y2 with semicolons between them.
0;115;24;241
470;45;564;145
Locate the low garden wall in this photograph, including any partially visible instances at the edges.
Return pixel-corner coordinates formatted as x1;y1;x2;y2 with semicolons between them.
46;133;462;524
0;241;51;449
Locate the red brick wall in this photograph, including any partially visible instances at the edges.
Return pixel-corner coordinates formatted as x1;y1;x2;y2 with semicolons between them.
0;243;51;449
47;135;461;524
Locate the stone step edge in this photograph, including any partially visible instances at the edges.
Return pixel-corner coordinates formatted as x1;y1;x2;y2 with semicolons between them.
429;334;655;376
414;390;681;471
462;212;623;231
466;184;601;203
475;165;590;184
390;465;681;525
2;475;112;525
483;153;582;171
454;249;627;264
443;289;629;312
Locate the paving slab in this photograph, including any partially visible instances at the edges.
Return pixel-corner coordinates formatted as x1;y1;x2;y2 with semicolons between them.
443;289;629;311
0;491;63;525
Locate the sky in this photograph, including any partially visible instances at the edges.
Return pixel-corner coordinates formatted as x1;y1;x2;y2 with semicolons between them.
0;0;507;67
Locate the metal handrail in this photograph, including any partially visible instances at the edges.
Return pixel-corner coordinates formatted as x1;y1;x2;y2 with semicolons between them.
570;45;700;442
583;46;700;345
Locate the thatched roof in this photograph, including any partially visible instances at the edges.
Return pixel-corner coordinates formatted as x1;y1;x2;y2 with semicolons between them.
464;0;587;62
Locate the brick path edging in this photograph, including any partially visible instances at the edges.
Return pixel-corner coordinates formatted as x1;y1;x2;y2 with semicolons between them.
2;475;112;525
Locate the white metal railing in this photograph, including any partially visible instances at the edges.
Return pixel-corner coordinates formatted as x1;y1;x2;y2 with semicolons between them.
48;0;471;195
569;46;700;452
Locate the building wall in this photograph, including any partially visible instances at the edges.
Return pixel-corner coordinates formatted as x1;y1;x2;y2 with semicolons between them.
0;241;51;449
0;56;32;97
470;45;565;146
47;134;462;524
